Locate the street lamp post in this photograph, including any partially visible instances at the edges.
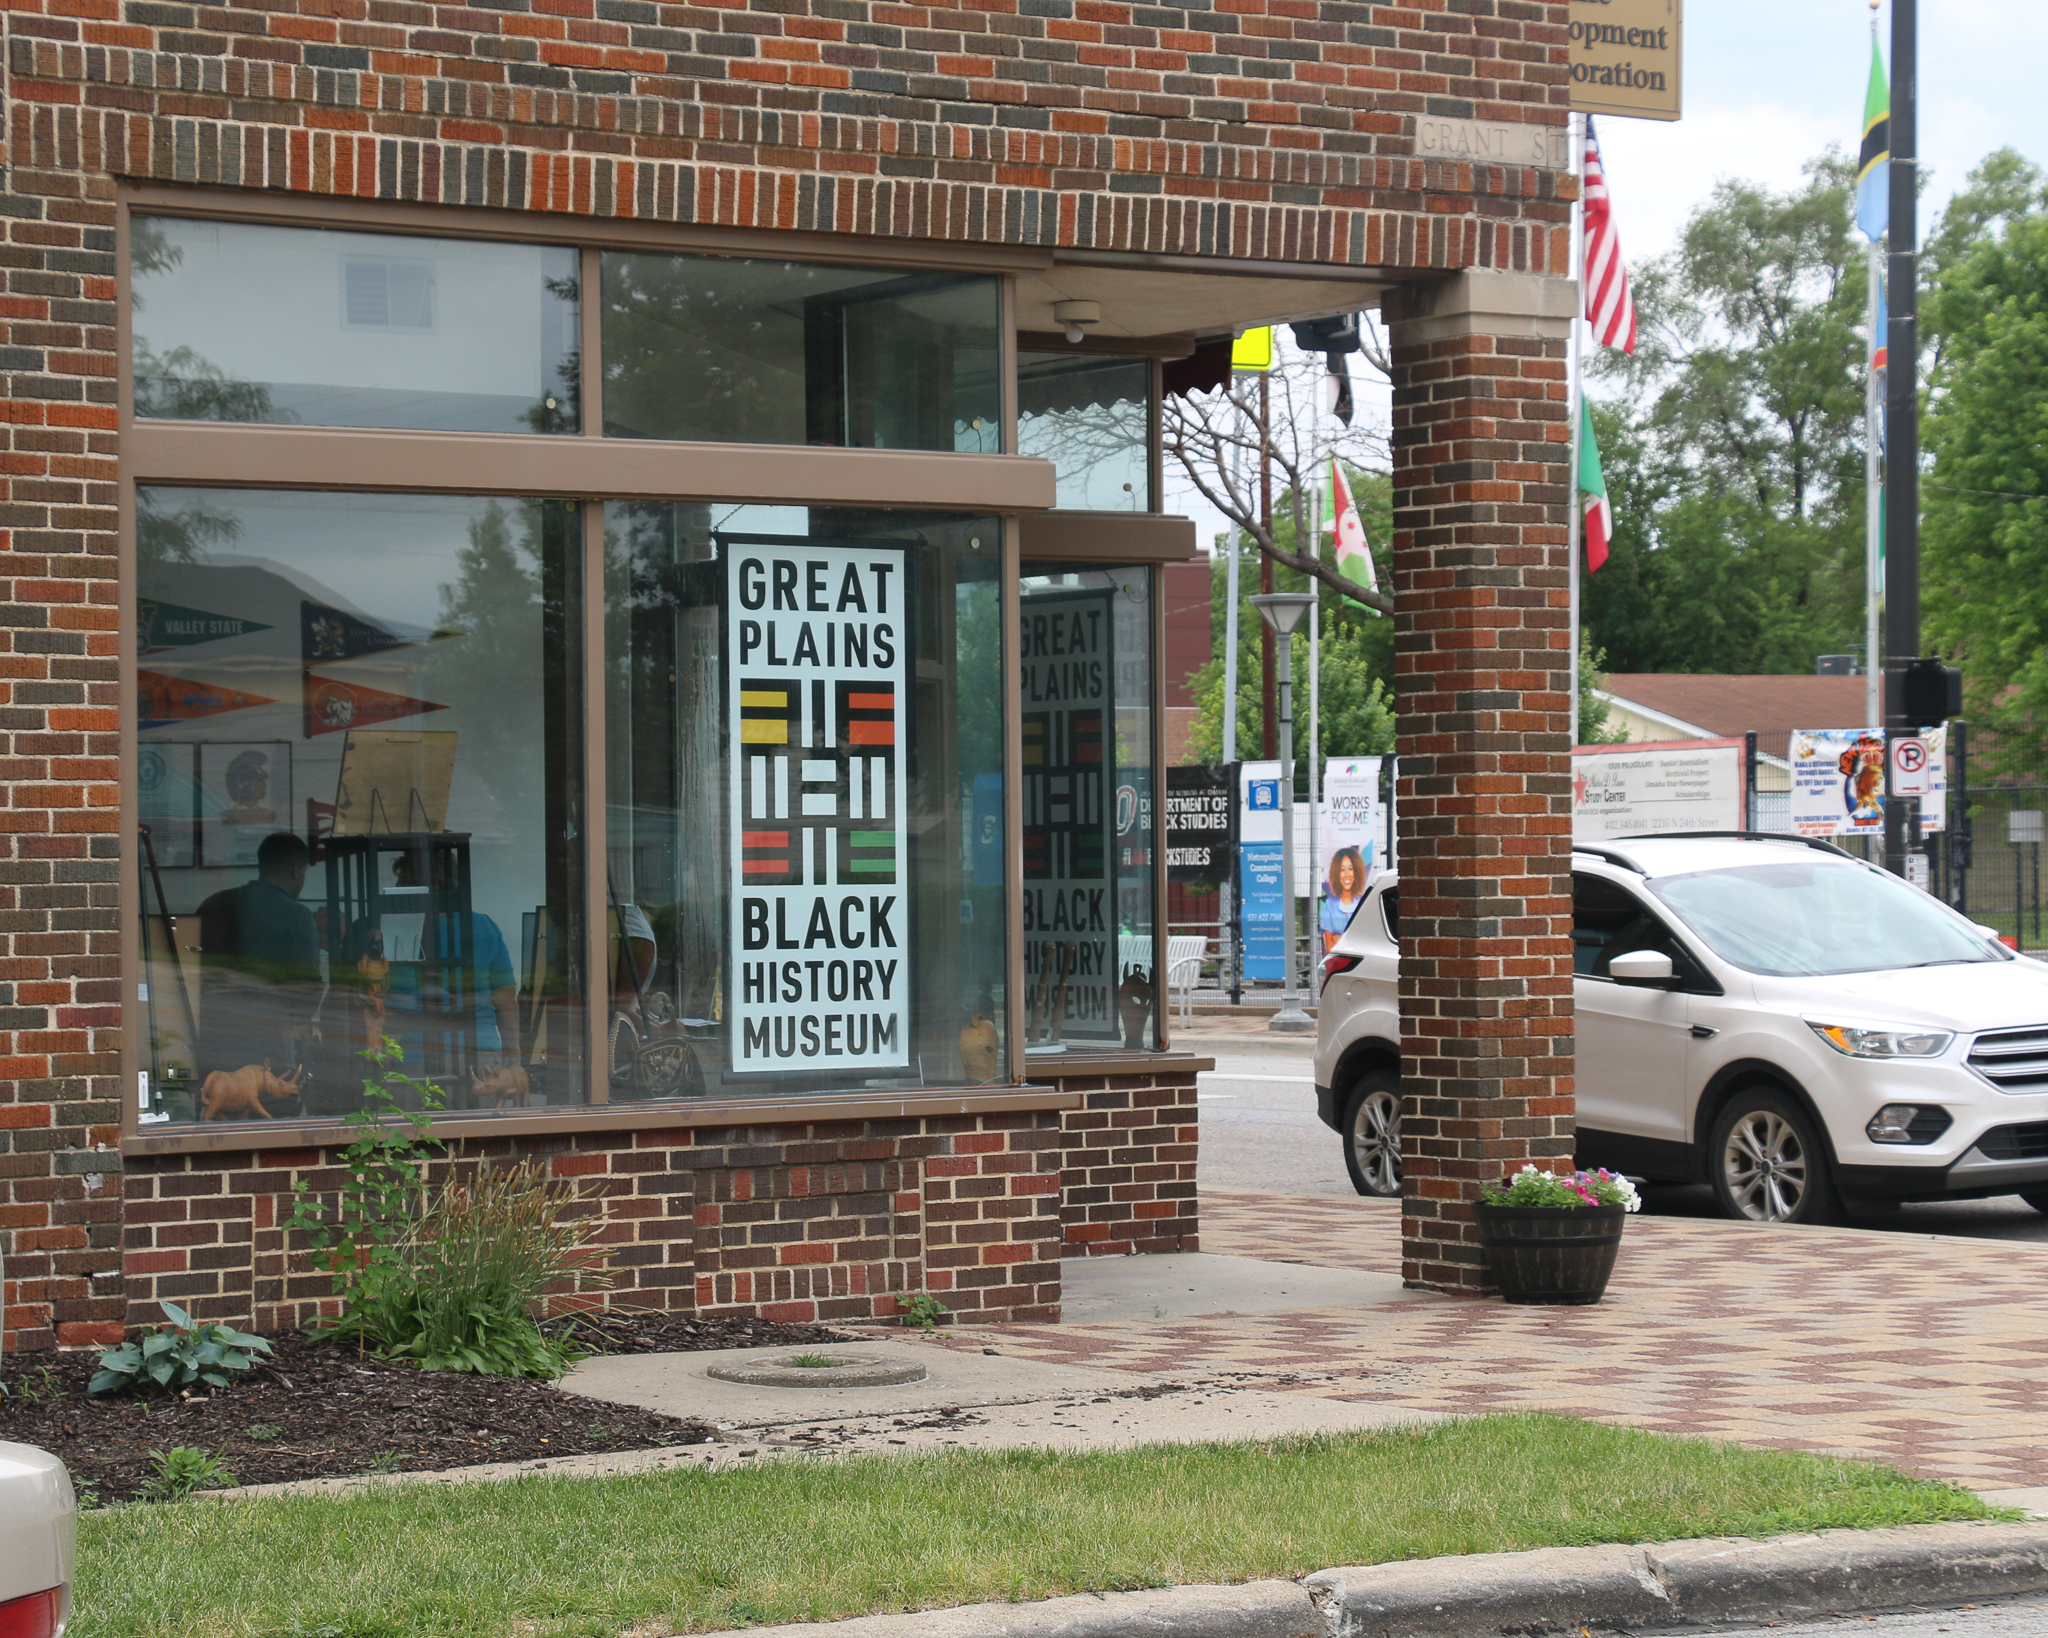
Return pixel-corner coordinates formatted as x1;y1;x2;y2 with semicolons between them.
1250;592;1316;1034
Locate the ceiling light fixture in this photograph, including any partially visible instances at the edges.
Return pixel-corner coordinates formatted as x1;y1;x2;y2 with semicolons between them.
1052;299;1102;344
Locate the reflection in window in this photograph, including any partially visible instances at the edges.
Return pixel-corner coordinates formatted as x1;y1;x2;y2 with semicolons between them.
604;504;1008;1096
131;218;580;434
1017;353;1151;510
601;254;1001;453
134;489;588;1124
1019;564;1157;1051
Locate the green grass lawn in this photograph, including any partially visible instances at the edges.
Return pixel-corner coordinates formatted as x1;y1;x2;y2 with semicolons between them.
74;1414;2004;1638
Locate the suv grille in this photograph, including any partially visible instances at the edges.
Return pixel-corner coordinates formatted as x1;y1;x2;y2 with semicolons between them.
1975;1122;2048;1161
1967;1026;2048;1089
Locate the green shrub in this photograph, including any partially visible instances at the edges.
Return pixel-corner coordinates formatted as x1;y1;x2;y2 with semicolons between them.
90;1302;274;1395
135;1446;237;1502
286;1042;612;1378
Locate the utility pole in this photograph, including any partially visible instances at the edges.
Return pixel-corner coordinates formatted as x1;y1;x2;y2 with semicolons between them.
1882;0;1919;879
1258;371;1276;759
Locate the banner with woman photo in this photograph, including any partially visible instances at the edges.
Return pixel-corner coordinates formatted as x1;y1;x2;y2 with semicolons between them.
1320;758;1382;951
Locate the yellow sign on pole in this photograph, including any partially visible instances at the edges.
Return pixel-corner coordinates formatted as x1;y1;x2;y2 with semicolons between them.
1569;0;1681;123
1230;328;1274;372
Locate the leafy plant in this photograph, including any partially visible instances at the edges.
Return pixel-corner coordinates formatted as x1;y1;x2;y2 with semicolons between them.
897;1292;950;1332
365;1451;403;1477
135;1446;237;1502
788;1354;839;1368
284;1040;448;1359
91;1302;275;1395
1478;1165;1642;1212
245;1425;281;1441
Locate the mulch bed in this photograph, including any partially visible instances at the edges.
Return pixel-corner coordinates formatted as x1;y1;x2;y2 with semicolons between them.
0;1310;856;1503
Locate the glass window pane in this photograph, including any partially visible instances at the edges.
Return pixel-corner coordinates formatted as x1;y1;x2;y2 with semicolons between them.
605;504;1007;1096
601;254;1000;453
135;489;589;1125
1019;563;1157;1050
131;218;581;433
1017;353;1151;510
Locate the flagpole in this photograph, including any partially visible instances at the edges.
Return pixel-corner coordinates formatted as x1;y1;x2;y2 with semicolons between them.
1865;237;1883;729
1567;111;1586;748
1309;480;1323;952
1222;391;1244;760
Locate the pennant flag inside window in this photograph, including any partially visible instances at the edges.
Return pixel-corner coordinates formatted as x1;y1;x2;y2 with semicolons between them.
1578;397;1613;574
138;670;277;731
302;673;448;737
1856;38;1890;242
137;600;272;657
302;600;460;665
1328;458;1381;613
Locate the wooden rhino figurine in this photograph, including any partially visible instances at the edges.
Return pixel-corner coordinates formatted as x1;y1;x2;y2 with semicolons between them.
199;1061;304;1121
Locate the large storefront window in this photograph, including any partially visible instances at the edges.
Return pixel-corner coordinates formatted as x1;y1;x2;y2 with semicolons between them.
136;489;589;1122
131;219;582;434
605;506;1009;1094
1019;564;1157;1052
1016;353;1151;509
601;255;1001;453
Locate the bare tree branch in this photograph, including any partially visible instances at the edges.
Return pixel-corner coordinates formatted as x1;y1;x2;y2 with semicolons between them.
1161;340;1394;616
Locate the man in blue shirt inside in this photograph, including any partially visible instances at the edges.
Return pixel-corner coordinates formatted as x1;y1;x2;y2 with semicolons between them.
384;850;519;1077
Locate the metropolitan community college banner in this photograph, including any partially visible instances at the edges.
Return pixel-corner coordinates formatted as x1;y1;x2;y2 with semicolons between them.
728;541;909;1073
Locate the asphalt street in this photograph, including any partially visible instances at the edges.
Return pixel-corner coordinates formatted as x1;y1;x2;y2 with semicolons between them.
1643;1598;2048;1638
1196;1044;2048;1241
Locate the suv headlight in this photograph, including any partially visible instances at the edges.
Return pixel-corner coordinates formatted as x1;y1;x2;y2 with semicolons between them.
1807;1022;1955;1059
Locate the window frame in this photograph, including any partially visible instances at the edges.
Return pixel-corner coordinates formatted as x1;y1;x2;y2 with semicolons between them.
117;191;1089;1154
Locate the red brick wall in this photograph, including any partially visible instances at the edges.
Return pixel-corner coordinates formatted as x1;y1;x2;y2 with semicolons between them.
1059;1064;1197;1257
112;1106;1065;1340
1385;273;1574;1294
0;0;1570;1341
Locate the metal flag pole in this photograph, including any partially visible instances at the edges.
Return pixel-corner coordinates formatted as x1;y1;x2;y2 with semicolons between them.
1308;480;1323;989
1865;235;1883;729
1883;0;1921;879
1567;111;1586;747
1222;391;1244;760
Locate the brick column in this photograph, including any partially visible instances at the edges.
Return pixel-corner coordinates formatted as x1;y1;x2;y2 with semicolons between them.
1386;271;1578;1294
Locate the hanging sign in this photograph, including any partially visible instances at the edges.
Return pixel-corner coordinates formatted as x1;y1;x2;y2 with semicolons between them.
1021;589;1117;1045
302;673;447;737
137;669;276;731
302;600;458;665
137;599;271;656
1165;764;1234;883
1569;0;1682;122
1788;729;1887;836
1572;737;1745;840
1320;758;1382;950
727;542;909;1073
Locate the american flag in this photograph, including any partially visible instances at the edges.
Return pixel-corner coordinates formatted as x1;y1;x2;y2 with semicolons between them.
1582;118;1636;355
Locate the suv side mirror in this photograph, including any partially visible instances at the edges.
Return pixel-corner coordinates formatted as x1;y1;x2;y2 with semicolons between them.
1609;949;1676;988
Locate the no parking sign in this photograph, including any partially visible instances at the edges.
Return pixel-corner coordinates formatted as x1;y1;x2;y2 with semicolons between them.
1890;735;1930;796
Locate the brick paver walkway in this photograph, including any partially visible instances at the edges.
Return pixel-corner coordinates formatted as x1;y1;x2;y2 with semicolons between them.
963;1191;2048;1489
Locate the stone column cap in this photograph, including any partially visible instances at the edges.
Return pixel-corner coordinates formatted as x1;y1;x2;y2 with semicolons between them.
1388;270;1579;343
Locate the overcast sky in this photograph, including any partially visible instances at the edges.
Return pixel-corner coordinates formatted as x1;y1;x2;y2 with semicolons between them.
1164;0;2044;546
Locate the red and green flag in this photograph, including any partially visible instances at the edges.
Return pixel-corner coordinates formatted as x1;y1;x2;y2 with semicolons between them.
1329;458;1380;610
1578;396;1611;573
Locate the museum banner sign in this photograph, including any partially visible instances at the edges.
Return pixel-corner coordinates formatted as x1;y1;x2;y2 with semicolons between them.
727;541;909;1072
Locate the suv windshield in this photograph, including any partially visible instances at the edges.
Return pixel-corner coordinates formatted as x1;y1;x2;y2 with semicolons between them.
1648;860;2003;977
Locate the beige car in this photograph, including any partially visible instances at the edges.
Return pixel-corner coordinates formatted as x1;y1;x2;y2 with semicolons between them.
0;1442;75;1638
1316;834;2048;1224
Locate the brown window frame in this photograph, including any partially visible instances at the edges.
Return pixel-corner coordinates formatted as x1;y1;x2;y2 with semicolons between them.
118;191;1068;1155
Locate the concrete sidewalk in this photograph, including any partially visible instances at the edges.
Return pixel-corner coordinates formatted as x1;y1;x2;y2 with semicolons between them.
950;1190;2048;1494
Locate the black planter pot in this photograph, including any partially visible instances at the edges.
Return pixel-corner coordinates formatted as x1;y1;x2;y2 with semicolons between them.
1471;1202;1626;1306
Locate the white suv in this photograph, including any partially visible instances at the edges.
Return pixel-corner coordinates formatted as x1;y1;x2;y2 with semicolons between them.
1315;833;2048;1224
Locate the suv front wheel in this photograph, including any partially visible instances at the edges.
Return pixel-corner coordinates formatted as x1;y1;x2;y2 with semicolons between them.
1343;1072;1403;1197
1708;1087;1840;1225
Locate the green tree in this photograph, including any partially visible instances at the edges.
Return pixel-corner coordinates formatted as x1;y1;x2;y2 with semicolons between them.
1585;151;1871;673
1922;155;2048;757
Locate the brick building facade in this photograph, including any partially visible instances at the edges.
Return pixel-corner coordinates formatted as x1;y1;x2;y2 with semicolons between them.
0;0;1578;1349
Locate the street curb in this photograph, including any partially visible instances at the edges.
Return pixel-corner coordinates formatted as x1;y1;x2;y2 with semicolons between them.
1306;1520;2048;1637
711;1521;2048;1638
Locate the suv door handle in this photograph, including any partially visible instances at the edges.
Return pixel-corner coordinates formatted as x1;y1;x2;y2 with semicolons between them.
1689;1025;1719;1039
